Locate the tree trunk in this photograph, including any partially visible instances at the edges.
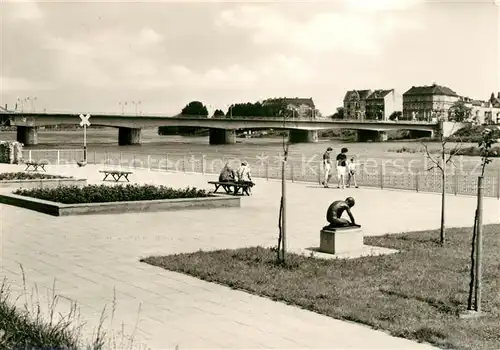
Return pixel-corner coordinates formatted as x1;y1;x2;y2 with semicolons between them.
277;197;283;261
467;209;478;310
281;158;287;262
440;171;446;245
440;151;446;245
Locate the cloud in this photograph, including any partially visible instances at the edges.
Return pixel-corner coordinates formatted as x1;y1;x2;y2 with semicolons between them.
343;0;422;12
138;28;164;45
4;0;43;21
1;76;55;92
216;4;421;55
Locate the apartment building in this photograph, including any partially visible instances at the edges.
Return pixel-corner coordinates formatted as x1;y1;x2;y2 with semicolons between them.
343;89;402;120
402;83;459;121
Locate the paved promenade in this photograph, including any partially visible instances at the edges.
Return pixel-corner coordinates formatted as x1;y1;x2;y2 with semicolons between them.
1;164;499;349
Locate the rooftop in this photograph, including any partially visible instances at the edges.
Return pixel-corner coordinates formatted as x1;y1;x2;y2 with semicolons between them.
343;90;373;101
366;89;393;99
404;84;458;97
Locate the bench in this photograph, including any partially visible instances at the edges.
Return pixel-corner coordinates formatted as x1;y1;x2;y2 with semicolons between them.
24;161;48;172
208;181;255;196
99;170;133;182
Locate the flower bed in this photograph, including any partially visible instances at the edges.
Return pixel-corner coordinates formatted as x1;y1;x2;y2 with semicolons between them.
13;184;211;204
0;172;68;181
0;172;85;190
2;184;239;216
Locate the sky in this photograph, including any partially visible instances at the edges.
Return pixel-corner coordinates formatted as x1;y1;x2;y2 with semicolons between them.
1;0;499;116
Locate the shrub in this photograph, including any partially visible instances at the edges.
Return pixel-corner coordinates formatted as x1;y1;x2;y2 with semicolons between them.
13;184;212;204
0;172;69;181
450;146;500;157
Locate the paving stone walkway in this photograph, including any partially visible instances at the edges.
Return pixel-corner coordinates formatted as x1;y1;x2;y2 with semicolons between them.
1;164;499;349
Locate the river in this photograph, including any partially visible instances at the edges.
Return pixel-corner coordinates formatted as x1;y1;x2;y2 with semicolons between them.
0;128;498;177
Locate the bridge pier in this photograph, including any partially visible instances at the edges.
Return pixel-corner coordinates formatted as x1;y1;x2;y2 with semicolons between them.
408;130;434;139
118;127;142;145
357;130;388;142
288;130;318;143
209;129;236;145
16;126;38;145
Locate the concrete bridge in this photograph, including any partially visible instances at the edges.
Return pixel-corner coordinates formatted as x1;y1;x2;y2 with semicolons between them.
3;111;441;145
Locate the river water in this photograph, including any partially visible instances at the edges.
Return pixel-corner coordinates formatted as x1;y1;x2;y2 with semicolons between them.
1;128;498;177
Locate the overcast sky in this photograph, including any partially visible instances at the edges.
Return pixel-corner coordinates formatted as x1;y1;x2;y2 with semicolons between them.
1;0;499;116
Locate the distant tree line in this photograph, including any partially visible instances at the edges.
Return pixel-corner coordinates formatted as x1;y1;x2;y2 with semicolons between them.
158;99;297;136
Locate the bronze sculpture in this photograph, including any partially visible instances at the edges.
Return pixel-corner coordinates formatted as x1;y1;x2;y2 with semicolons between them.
324;197;361;229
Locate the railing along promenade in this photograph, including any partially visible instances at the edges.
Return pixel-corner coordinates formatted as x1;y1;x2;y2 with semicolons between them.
22;149;500;199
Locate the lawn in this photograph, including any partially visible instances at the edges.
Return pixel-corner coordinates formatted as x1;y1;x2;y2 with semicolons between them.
141;224;500;350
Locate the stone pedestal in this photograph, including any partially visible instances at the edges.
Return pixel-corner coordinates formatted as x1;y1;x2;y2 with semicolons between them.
319;227;364;254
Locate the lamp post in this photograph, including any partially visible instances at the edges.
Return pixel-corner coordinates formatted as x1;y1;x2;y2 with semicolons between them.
131;101;142;116
118;101;128;115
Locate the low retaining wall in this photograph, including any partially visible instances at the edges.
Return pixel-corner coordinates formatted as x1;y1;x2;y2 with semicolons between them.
0;178;87;189
0;193;240;216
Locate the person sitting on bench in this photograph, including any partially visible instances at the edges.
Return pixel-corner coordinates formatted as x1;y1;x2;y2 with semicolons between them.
237;161;252;183
236;161;253;194
219;162;236;182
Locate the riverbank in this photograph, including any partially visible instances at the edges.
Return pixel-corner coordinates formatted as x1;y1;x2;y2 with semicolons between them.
389;145;500;158
1;128;499;176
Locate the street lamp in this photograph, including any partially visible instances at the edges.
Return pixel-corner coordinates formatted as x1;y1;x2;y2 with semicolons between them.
118;101;128;115
26;96;37;112
131;101;142;116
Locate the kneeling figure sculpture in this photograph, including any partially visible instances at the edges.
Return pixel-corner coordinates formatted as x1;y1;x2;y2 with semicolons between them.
324;197;361;230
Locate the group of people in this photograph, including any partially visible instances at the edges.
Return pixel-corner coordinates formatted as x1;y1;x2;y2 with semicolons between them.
322;147;358;189
219;161;252;183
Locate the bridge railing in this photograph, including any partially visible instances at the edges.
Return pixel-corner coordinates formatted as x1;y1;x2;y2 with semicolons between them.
21;149;500;199
9;111;438;125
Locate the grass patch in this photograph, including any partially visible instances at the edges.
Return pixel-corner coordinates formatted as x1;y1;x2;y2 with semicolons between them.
0;172;70;181
0;266;144;349
13;184;211;204
141;225;500;350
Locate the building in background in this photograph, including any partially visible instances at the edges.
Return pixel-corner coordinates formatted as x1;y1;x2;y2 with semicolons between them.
343;89;402;120
461;95;500;125
365;89;402;120
402;83;459;121
343;90;372;119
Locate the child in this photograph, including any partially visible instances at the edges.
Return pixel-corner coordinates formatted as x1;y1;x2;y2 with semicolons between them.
347;158;358;188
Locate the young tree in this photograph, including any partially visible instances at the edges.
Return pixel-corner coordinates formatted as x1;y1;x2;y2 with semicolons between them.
421;109;463;246
466;128;497;313
276;105;293;263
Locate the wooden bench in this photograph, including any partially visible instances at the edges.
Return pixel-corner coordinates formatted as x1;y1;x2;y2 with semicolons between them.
99;170;133;182
24;161;48;172
208;181;255;196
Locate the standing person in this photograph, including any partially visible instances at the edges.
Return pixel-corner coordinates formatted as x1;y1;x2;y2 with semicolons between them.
346;157;359;188
336;147;348;189
322;147;333;188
